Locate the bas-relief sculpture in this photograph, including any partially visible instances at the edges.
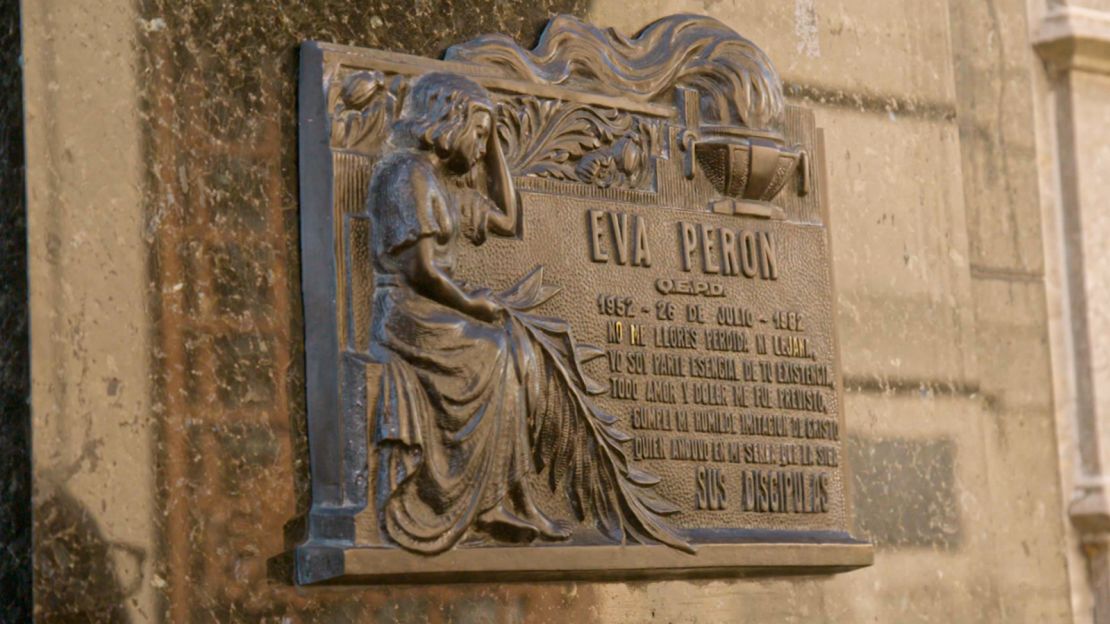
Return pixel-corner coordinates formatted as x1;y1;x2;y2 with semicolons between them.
296;13;873;584
368;72;686;553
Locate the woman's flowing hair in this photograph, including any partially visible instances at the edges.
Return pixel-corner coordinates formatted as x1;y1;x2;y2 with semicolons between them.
390;72;493;160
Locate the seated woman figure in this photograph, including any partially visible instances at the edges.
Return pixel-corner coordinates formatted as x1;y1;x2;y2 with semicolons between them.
368;71;688;556
368;72;566;553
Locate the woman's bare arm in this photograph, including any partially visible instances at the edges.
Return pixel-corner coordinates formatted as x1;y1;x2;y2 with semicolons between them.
484;126;518;236
402;237;502;322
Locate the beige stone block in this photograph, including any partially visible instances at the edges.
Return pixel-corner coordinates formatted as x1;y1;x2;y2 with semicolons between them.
978;401;1075;620
1057;0;1110;13
948;0;1047;273
841;391;1070;622
971;277;1072;622
810;106;977;385
825;550;1004;623
972;277;1055;409
23;0;156;618
592;578;833;623
589;0;958;105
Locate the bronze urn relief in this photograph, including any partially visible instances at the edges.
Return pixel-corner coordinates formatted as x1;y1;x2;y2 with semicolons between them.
693;126;802;202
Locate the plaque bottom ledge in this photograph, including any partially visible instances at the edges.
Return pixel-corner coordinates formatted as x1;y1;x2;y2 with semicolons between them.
295;540;874;585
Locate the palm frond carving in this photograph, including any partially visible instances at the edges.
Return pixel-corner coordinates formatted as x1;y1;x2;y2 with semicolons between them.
499;267;693;553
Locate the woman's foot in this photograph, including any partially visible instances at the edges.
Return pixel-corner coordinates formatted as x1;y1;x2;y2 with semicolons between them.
477;504;540;542
513;488;572;540
532;513;572;541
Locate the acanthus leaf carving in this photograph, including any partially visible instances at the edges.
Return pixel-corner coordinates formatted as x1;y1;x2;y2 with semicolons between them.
497;97;651;190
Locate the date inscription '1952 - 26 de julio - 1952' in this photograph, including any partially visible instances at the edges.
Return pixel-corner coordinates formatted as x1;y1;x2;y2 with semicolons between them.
294;12;872;584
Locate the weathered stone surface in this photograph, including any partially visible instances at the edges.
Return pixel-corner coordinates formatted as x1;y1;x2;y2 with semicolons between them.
22;0;1080;621
949;0;1046;275
817;108;977;386
592;0;959;108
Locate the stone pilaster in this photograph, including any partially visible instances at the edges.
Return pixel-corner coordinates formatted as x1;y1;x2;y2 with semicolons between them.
1035;5;1110;622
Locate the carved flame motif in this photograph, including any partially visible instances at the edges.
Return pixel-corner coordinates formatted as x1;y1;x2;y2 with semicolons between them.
448;13;785;131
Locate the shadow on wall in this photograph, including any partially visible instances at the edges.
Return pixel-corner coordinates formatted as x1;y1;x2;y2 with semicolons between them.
0;0;28;620
35;481;146;623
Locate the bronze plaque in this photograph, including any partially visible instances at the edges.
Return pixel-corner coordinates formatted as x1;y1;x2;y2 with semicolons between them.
296;14;872;584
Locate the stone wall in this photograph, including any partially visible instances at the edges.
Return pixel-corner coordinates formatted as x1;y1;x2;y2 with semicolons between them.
21;0;1094;621
590;1;1073;620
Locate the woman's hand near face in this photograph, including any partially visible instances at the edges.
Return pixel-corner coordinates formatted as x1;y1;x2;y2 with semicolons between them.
483;116;518;236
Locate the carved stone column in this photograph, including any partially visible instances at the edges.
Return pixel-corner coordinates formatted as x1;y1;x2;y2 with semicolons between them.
1035;5;1110;622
